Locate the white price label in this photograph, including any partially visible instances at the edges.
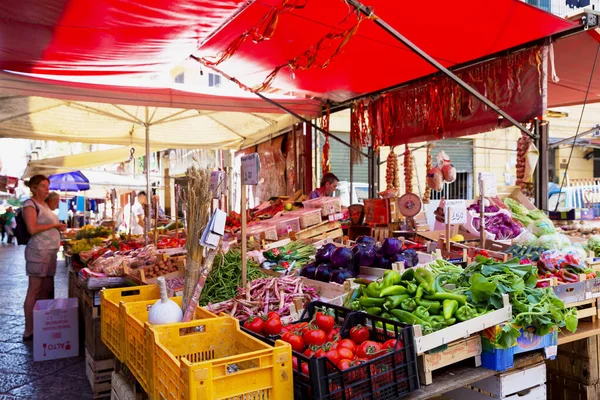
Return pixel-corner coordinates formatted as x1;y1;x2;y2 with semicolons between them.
287;225;292;234
209;171;223;199
478;172;497;197
241;153;260;186
446;205;467;225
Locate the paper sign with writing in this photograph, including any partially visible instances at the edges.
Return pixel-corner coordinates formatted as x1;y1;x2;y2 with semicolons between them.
209;170;224;199
478;172;497;197
446;205;467;225
241;153;260;185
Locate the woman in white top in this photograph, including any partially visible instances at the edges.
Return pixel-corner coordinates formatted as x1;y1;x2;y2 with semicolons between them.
22;175;67;341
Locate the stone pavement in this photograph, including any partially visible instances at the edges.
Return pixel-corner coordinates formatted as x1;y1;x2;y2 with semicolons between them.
0;243;93;399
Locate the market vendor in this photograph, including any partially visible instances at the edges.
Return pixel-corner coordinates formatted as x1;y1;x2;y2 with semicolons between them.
308;173;339;199
131;191;147;235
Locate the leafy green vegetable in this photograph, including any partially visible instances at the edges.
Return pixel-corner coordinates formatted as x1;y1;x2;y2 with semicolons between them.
588;236;600;257
531;219;556;236
469;273;497;303
504;198;529;216
527;209;547;221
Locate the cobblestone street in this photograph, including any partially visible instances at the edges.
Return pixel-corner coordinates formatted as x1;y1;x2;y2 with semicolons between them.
0;244;93;399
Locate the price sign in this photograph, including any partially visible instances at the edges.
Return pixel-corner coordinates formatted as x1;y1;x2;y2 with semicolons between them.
241;153;260;186
478;172;497;197
209;170;224;199
446;205;467;225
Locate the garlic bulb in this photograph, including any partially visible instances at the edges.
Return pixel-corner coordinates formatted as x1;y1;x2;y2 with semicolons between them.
148;276;183;325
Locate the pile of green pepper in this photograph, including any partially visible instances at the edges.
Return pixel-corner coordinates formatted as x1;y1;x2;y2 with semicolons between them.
350;267;483;333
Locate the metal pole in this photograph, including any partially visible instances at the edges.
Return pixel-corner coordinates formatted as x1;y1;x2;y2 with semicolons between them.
347;0;536;139
144;108;151;245
537;120;550;211
253;91;371;158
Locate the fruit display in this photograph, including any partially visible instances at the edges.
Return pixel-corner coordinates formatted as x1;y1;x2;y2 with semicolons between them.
535;249;595;287
68;238;105;255
75;225;112;240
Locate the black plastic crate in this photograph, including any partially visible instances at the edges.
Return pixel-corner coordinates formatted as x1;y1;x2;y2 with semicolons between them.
293;311;419;400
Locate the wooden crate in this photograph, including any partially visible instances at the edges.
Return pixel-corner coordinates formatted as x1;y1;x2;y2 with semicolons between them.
418;335;482;385
82;287;102;318
86;348;114;399
292;220;342;241
84;305;114;360
547;334;600;385
548;369;600;400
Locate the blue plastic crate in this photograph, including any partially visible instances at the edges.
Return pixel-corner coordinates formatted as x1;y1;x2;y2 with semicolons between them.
481;327;557;371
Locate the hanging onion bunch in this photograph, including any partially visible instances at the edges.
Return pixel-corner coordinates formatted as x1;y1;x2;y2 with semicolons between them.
404;145;413;194
516;133;534;197
423;144;434;204
386;147;399;191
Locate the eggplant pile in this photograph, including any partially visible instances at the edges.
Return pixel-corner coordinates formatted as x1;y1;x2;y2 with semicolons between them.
299;237;420;284
299;243;356;284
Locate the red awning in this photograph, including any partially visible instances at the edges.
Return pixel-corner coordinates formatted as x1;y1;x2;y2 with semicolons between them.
548;29;600;108
0;0;249;75
194;0;577;102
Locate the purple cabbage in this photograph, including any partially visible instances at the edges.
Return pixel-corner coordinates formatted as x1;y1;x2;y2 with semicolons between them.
381;238;402;257
299;262;317;279
330;268;355;285
315;263;333;282
331;247;354;269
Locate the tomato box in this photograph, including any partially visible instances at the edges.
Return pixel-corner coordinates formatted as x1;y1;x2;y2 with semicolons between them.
242;301;419;399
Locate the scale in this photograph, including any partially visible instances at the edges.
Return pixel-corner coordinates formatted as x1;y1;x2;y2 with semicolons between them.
397;193;422;230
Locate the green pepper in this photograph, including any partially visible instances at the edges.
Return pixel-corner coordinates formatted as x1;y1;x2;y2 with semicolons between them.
366;282;383;298
365;307;382;316
415;284;425;300
375;321;398;331
384;294;410;310
359;296;386;308
413;306;430;320
380;285;407;297
424;292;467;306
434;274;449;293
401;268;415;281
443;299;459;320
444;318;456;326
381;312;392;319
428;315;446;324
383;270;402;287
390;309;428;325
414;268;435;293
400;298;418;312
415;299;441;315
350;301;361;311
456;304;478;322
406;282;418;295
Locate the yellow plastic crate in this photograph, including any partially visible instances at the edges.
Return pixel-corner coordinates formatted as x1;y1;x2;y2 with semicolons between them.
121;297;216;393
100;285;160;360
148;316;293;400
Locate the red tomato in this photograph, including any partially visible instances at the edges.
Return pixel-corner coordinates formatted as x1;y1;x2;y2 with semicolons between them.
267;311;280;320
301;363;310;376
357;341;383;360
337;359;353;371
384;339;405;364
325;349;341;367
284;334;305;353
337;339;357;353
292;356;298;371
337;346;354;361
243;317;264;334
281;331;293;342
303;327;327;347
326;327;340;343
315;347;327;359
382;339;399;350
303;347;315;357
264;317;283;335
315;311;335;333
349;325;370;345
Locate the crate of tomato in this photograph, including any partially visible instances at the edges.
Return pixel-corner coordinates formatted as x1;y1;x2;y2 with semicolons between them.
241;301;419;400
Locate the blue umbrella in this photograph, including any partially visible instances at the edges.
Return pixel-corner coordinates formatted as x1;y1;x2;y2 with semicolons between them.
48;171;90;192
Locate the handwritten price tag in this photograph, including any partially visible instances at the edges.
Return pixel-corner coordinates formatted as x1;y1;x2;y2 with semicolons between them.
241;153;260;186
478;172;497;197
209;171;224;199
446;205;467;225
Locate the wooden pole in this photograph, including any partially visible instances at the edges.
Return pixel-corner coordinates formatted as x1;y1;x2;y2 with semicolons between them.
480;185;486;248
153;198;159;246
445;221;451;252
175;184;179;241
241;183;248;288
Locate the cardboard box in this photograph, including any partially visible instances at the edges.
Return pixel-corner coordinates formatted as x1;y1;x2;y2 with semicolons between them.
33;298;79;362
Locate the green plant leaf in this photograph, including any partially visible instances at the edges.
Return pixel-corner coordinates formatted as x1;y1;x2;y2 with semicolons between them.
469;273;498;304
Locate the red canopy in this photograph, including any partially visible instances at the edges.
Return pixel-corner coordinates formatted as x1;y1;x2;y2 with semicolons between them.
548;29;600;108
195;0;577;102
0;0;248;75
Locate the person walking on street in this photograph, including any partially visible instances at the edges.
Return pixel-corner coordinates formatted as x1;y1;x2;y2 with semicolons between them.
21;175;66;341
